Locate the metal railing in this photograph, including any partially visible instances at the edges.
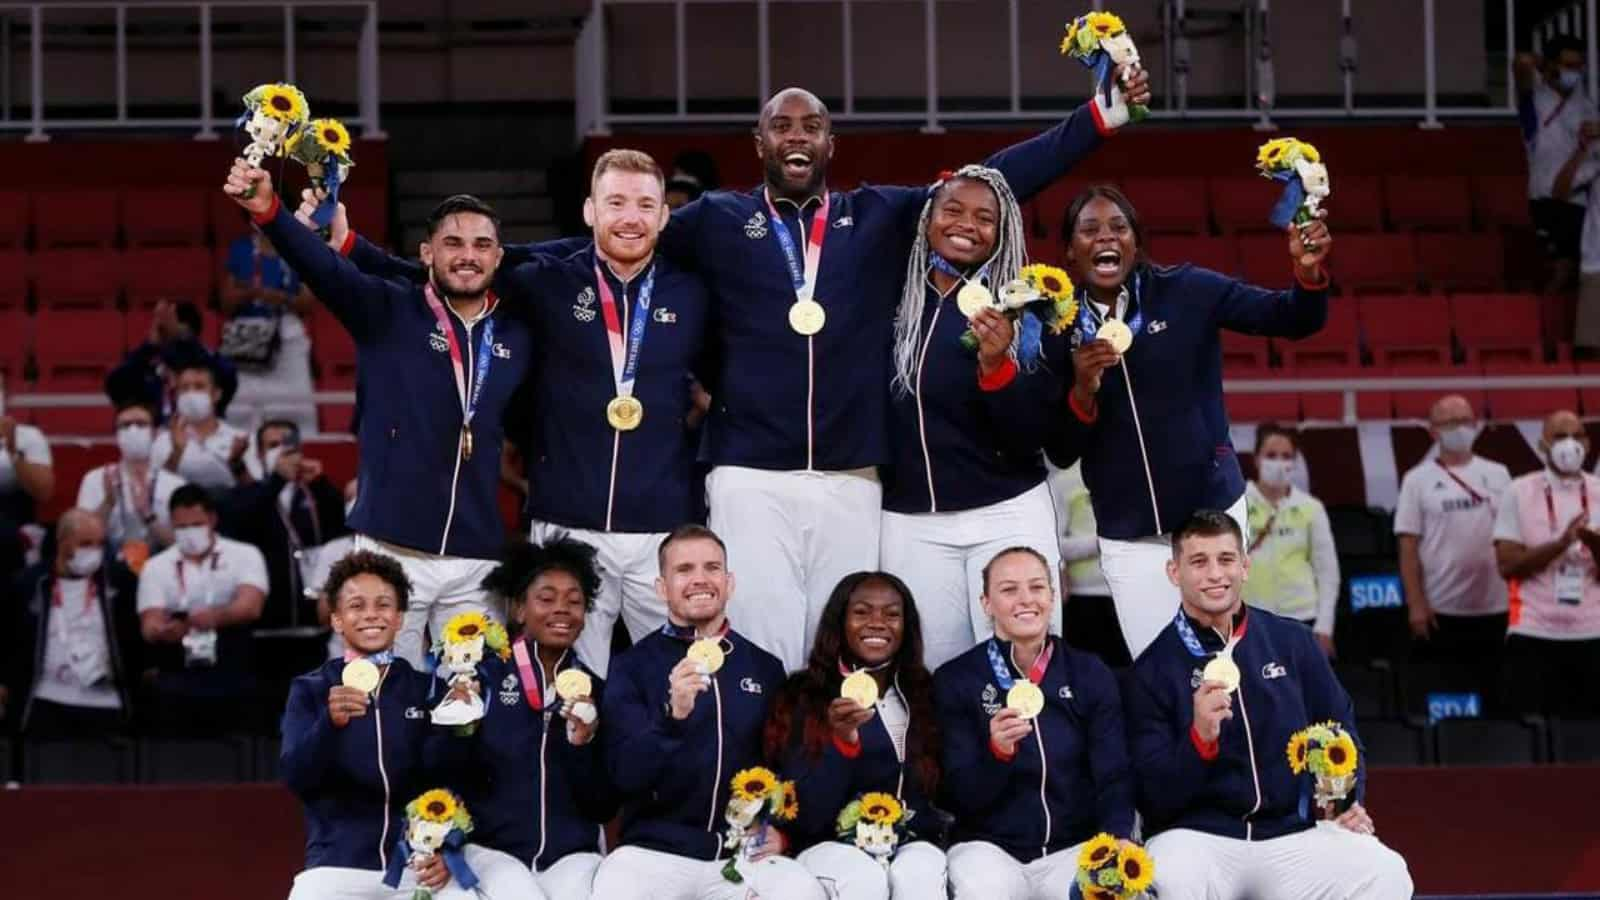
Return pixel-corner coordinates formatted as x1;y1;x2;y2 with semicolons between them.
0;1;383;142
575;0;1519;139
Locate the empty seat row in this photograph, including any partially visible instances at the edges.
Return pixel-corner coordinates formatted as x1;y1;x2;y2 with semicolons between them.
1;735;282;785
1223;361;1590;422
1148;231;1514;295
1357;717;1600;767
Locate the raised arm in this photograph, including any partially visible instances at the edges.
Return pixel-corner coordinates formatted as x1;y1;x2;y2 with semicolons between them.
1211;223;1332;339
983;70;1150;203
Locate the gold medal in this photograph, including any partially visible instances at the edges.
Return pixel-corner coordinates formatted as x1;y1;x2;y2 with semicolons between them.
461;427;474;460
788;300;826;335
606;395;644;431
342;658;381;694
687;638;725;674
840;670;880;708
956;282;995;318
1202;655;1242;693
1006;681;1046;719
1096;318;1134;354
555;668;593;702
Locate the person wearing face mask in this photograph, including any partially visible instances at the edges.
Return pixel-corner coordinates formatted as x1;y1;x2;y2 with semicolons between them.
77;400;188;558
1394;395;1511;673
311;478;362;658
1047;185;1332;661
933;547;1134;900
881;166;1069;670
148;360;251;493
1492;409;1600;718
766;572;947;899
1515;37;1600;297
1241;425;1339;658
135;484;269;735
4;508;140;739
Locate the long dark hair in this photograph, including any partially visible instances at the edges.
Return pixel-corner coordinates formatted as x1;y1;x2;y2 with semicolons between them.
1059;184;1149;270
763;572;941;796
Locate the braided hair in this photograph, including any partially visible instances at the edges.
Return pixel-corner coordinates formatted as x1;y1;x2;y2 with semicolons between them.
892;164;1030;396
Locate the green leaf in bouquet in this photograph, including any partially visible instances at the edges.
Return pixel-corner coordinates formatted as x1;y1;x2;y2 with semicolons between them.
721;858;744;883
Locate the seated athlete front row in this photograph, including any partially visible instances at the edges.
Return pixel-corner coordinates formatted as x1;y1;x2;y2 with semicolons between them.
282;517;1410;900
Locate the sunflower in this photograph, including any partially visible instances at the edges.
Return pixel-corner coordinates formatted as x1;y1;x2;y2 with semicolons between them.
1086;11;1126;38
859;792;903;825
1049;293;1081;335
484;620;513;660
1323;733;1359;777
1296;140;1322;164
731;767;777;803
1060;18;1081;55
1256;137;1292;170
1286;730;1310;774
256;83;308;123
1085;890;1118;900
1021;263;1073;301
412;788;458;824
314;118;352;156
443;611;489;644
1079;832;1119;871
1118;843;1155;894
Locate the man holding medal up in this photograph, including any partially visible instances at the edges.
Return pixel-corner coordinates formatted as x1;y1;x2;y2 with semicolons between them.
224;161;535;667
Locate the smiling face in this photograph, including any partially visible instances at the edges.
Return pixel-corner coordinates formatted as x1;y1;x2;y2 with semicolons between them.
1065;195;1139;297
980;550;1055;644
331;572;402;655
927;178;1000;269
657;536;733;628
419;211;503;300
584;164;668;271
518;568;588;651
1167;531;1249;627
755;88;834;201
843;579;906;667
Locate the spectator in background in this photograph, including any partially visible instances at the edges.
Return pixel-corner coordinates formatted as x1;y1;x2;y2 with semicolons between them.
220;224;318;434
1553;104;1600;358
308;478;359;659
1394;395;1511;675
76;399;187;559
663;150;719;210
5;509;140;738
1493;408;1600;717
1242;424;1339;658
1516;38;1599;298
149;359;251;494
106;298;238;424
0;411;54;585
1053;462;1130;669
136;484;268;734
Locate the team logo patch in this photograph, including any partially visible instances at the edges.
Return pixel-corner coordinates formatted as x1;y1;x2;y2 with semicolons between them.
1148;320;1167;334
1058;685;1074;700
1262;662;1287;680
492;342;511;359
980;683;1001;716
832;216;853;229
498;673;520;706
1190;668;1205;690
573;286;597;322
744;211;768;240
653;308;678;324
739;677;764;695
428;332;449;353
405;706;427;719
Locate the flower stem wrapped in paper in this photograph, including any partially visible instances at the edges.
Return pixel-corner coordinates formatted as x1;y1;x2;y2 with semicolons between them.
384;789;479;900
429;612;511;729
1061;12;1149;125
287;117;354;234
834;792;914;869
1256;137;1331;234
236;83;309;198
1287;720;1360;820
1070;833;1156;900
719;767;799;883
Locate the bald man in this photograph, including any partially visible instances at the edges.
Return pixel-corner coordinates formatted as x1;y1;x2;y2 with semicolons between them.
5;509;141;737
1394;395;1511;676
1492;409;1600;717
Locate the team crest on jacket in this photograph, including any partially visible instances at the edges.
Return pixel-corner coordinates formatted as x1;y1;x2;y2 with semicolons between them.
498;672;520;706
739;677;763;695
1190;668;1204;690
1262;662;1287;680
980;683;1001;716
653;308;677;324
744;211;768;239
429;323;449;354
573;286;597;322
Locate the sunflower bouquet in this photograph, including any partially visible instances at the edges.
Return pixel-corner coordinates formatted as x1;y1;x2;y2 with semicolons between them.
429;612;512;728
1255;137;1331;231
719;767;799;883
287;117;355;231
1060;12;1149;123
1287;721;1360;819
834;791;915;868
1071;833;1155;900
959;263;1078;367
238;82;310;168
384;789;479;900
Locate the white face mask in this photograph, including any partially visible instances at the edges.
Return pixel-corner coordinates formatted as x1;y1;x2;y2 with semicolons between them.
116;424;154;461
176;390;214;422
1257;457;1294;488
1437;424;1476;456
67;546;104;578
1549;437;1588;475
175;524;212;557
263;446;285;476
1559;69;1584;92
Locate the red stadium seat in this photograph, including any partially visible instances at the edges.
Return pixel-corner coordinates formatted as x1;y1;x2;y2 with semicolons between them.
1293;365;1393;420
1385;175;1473;231
1028;176;1093;239
1451;293;1543;365
1579;362;1600;418
1221;331;1271;370
1208;176;1283;234
1225;390;1299;422
124;247;216;308
1236;233;1295;290
340;186;390;244
1149;234;1237;276
0;190;28;246
29;402;116;437
1472;174;1532;230
32;249;124;308
1120;176;1208;235
122;188;210;247
318;403;357;434
33;190;119;248
1327;233;1420;294
1025;233;1063;270
1323;175;1385;233
34;308;125;388
1391;364;1483;419
0;248;28;308
0;306;29;381
1278;300;1360;368
312;312;357;387
211;193;252;249
1484;361;1579;420
1417;232;1506;293
1361;294;1452;366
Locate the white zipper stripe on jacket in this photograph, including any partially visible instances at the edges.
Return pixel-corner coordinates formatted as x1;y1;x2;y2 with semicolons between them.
1033;726;1051;857
532;647;568;869
912;301;943;513
1117;356;1163;534
374;667;392;869
805;336;816;470
602;282;629;530
1235;682;1264;840
436;302;489;554
707;679;726;854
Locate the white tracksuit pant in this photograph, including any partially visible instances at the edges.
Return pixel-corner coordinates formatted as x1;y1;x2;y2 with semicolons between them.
286;845;539;900
531;851;602;900
353;535;502;668
1098;495;1249;660
589;845;826;900
1148;823;1413;900
798;841;947;900
946;840;1085;900
708;465;882;671
528;522;668;677
880;481;1063;670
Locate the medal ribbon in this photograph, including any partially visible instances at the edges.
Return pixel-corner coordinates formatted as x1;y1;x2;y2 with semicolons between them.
928;251;993;295
342;648;395;666
1544;476;1591;533
119;463;156;523
422;282;497;439
52;576;97;612
764;189;831;303
984;637;1053;689
1437;460;1486;505
594;261;657;401
1077;271;1144;344
513;636;568;712
661;618;732;642
1174;610;1246;659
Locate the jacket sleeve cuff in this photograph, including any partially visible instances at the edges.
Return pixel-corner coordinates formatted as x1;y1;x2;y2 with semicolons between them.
1069;390;1099;424
1189;725;1220;762
251;193;282;227
1088;98;1116;137
978;358;1019;392
832;733;863;759
339;229;358;257
989;737;1017;763
1294;265;1330;291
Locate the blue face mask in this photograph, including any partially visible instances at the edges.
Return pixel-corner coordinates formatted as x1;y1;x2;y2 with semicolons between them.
1559;69;1585;92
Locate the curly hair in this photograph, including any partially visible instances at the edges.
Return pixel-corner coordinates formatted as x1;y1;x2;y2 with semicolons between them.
480;537;602;611
323;550;412;611
763;571;941;797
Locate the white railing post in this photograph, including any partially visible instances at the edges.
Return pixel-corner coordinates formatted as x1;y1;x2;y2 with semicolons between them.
1007;0;1020;116
675;0;687;118
1174;0;1190;115
115;5;127;123
1420;0;1442;129
1589;0;1598;102
1338;0;1355;115
358;1;385;138
574;0;609;138
842;0;855;115
757;0;770;108
25;4;44;142
921;0;942;133
1;14;11;123
1506;0;1516;112
1252;0;1276;132
284;4;297;85
195;3;217;139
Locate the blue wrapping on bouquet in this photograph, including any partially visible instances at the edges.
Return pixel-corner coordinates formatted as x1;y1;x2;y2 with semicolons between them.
382;828;480;892
310;160;346;229
1267;171;1307;230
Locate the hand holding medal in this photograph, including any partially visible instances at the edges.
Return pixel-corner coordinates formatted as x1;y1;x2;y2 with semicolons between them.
830;671;880;746
669;638;723;720
555;668;599;742
330;659;378;728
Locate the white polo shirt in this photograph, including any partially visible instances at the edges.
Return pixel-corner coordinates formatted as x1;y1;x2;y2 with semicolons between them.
0;423;53;493
1394;455;1512;617
136;535;270;614
1528;82;1599;202
77;463;188;550
35;576;121;710
149;421;247;491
